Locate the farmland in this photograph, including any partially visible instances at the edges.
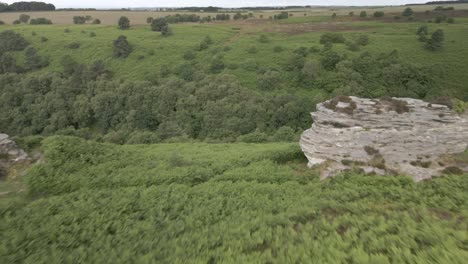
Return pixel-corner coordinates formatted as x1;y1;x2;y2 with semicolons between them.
1;2;468;263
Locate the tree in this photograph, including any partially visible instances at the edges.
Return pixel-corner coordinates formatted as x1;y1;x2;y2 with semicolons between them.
60;55;78;76
425;29;444;51
349;11;354;17
321;51;342;70
0;30;29;55
373;11;385;18
151;18;172;36
19;14;30;23
258;70;281;90
0;53;19;73
118;16;130;30
356;35;370;46
151;18;168;32
25;47;48;70
210;55;225;73
417;25;429;42
360;11;367;18
402;7;414;17
113;35;132;58
73;16;87;24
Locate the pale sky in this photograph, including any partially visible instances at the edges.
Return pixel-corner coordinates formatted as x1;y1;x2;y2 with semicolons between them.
2;1;434;8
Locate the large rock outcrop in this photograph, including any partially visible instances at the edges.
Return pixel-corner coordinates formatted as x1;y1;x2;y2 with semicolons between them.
0;133;29;178
300;96;468;181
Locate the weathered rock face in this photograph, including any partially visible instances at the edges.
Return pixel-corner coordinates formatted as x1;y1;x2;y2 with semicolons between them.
300;96;468;181
0;133;29;177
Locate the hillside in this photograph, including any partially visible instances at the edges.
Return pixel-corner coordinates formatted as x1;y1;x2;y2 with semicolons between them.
1;136;467;262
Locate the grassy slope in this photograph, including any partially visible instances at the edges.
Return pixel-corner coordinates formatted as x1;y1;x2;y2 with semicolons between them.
1;16;468;99
0;136;467;263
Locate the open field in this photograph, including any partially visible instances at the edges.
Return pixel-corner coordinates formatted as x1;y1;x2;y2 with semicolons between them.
1;136;467;262
1;4;468;25
1;14;468;99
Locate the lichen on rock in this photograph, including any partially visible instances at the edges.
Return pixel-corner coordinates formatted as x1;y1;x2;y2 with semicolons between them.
300;96;468;181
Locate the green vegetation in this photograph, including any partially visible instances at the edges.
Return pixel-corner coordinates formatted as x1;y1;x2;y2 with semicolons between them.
1;136;467;262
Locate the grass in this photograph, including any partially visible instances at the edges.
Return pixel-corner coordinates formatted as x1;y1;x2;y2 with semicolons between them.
0;136;467;263
1;15;467;99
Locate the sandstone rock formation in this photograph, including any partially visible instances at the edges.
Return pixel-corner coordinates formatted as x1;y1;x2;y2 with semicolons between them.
0;133;29;178
300;96;468;181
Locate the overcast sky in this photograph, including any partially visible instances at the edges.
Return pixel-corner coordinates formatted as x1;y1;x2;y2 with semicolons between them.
2;1;434;8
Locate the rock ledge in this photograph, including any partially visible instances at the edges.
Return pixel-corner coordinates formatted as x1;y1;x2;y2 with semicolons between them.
300;96;468;181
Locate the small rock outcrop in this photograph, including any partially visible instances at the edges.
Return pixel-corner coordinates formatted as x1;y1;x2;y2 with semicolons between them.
300;96;468;181
0;133;29;178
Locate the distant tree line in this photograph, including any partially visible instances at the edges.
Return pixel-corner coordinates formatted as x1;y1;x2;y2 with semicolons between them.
0;1;55;12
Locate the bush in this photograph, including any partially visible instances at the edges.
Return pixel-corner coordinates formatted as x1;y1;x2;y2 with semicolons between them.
89;32;96;37
258;34;270;43
273;46;284;52
68;42;80;49
345;41;360;52
237;131;268;143
24;47;49;70
425;29;444;51
30;18;52;24
19;14;30;23
146;17;154;24
73;16;87;24
0;30;29;55
247;46;257;54
41;36;48;42
113;35;132;58
257;70;281;90
0;53;20;74
126;131;161;144
447;18;455;24
118;16;130;30
373;11;385;18
272;126;296;142
151;18;168;32
183;50;196;60
321;51;342;70
320;33;346;44
0;20;4;25
210;55;225;73
360;11;367;18
402;7;413;17
356;35;369;46
92;19;101;24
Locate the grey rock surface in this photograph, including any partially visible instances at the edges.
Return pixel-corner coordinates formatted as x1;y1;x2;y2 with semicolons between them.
0;133;29;176
300;97;468;181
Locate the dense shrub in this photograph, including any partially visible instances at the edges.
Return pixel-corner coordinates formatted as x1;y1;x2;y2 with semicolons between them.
320;33;346;44
30;17;52;24
113;35;132;58
402;7;414;17
356;35;370;46
24;46;49;70
92;18;101;24
373;11;385;18
359;11;367;18
118;16;130;30
67;42;80;49
257;70;281;90
0;30;29;55
321;51;343;70
258;34;270;43
19;14;30;23
425;29;444;51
